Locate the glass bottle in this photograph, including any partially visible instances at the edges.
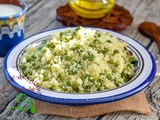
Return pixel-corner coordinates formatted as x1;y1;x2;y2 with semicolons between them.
68;0;115;19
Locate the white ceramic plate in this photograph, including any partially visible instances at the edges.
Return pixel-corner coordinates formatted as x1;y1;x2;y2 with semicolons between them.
4;27;156;105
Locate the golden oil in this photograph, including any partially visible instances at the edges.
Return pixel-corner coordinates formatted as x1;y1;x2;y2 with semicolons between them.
68;0;115;19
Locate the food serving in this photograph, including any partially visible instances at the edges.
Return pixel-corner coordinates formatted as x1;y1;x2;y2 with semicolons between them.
4;27;156;105
20;26;137;93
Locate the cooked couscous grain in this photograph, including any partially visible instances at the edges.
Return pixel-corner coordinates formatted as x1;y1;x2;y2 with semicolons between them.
20;27;137;93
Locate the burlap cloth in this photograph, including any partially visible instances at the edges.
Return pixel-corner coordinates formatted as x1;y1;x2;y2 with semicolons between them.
32;91;151;118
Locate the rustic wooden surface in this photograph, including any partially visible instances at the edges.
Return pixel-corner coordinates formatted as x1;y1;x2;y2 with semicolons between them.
0;0;160;120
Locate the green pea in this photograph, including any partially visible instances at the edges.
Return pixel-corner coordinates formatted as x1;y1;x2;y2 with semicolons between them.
102;47;109;54
21;64;26;70
112;68;117;73
60;32;64;37
95;30;101;37
75;26;81;31
26;56;31;62
93;39;101;44
65;55;71;61
107;40;112;43
44;77;49;81
113;49;119;55
66;80;71;86
83;54;88;60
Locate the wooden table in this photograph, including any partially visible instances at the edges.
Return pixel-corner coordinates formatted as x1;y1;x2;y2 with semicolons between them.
0;0;160;119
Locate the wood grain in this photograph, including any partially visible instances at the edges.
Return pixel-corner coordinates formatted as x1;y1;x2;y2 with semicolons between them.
0;0;160;119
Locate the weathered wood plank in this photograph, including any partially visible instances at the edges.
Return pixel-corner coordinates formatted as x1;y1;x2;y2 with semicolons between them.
24;0;68;38
24;0;40;10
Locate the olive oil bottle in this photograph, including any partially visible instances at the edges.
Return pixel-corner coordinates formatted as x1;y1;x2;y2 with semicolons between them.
68;0;115;19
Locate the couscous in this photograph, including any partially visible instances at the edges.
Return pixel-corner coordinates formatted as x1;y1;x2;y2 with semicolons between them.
20;26;137;93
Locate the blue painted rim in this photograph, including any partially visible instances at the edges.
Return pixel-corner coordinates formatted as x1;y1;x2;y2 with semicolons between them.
3;27;157;105
0;0;27;20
